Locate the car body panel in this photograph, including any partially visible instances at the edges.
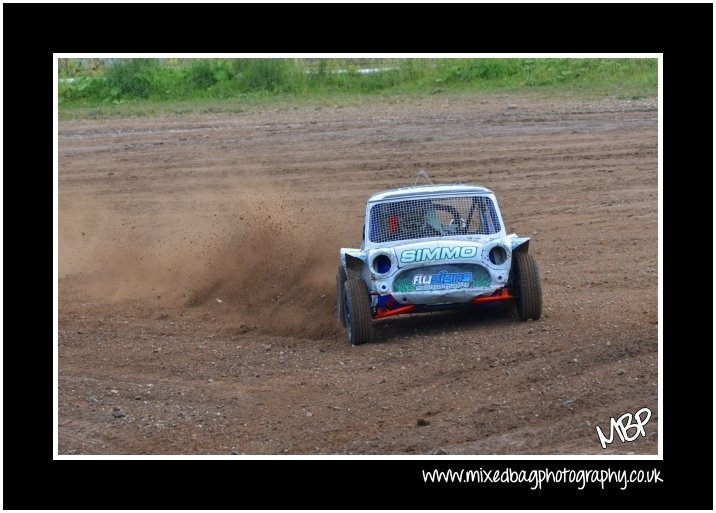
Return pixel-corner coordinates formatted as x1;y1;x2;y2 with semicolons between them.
339;184;530;318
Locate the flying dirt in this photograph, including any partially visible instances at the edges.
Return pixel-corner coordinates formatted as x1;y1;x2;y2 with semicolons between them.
58;94;658;455
61;190;343;338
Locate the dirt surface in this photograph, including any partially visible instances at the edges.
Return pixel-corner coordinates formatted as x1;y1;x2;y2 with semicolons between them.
58;93;659;455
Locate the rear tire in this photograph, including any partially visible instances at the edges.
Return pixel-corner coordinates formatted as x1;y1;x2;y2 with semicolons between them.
336;265;347;326
512;251;542;321
344;279;373;345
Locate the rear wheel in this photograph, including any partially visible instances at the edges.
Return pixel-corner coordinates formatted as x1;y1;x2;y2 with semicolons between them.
344;279;373;345
511;251;542;321
336;265;347;326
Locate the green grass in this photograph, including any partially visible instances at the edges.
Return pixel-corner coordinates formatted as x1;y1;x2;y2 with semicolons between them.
59;58;657;118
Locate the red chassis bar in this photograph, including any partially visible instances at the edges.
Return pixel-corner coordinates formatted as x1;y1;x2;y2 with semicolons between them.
374;289;513;320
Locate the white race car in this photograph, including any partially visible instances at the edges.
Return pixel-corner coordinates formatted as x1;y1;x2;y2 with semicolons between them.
337;183;542;345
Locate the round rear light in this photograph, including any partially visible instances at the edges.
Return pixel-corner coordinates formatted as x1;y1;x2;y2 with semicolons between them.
372;254;392;274
489;246;507;265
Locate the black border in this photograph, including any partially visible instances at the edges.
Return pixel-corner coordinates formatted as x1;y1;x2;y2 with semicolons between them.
3;2;712;510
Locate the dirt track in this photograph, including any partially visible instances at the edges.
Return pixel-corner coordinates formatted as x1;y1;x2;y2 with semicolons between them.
58;93;659;455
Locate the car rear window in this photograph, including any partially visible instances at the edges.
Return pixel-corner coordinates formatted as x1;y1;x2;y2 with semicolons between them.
368;196;501;243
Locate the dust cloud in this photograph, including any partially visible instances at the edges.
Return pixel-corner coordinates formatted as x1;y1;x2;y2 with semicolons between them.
59;190;346;338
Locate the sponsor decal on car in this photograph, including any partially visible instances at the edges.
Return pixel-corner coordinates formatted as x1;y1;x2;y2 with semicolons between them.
393;264;492;293
411;271;473;291
399;246;477;264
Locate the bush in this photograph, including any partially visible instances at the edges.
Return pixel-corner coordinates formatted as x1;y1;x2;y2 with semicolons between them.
233;59;303;93
187;59;236;91
101;59;160;99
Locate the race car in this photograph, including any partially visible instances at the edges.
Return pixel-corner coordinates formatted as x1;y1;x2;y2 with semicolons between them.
337;183;542;345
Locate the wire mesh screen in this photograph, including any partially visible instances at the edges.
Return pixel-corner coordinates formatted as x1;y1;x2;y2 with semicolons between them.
369;196;502;243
